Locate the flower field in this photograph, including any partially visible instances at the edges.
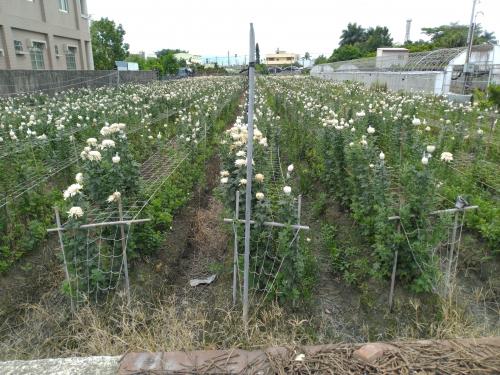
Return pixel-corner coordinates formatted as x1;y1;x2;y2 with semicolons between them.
0;73;499;359
253;76;498;293
0;77;243;275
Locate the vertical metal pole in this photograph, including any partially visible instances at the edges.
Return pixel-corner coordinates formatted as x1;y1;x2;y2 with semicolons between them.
463;0;478;94
55;207;75;313
118;198;131;305
116;70;120;87
389;220;401;311
233;191;240;306
446;211;460;296
243;23;256;328
297;195;302;246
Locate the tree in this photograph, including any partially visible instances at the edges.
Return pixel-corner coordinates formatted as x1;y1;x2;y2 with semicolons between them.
160;52;179;75
363;26;393;52
256;43;261;64
328;45;363;62
340;23;366;46
314;55;328;65
155;49;186;58
422;23;496;48
90;18;129;70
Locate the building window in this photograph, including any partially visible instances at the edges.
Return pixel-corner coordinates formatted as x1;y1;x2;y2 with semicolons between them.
79;0;88;15
55;45;59;56
66;46;77;70
59;0;69;12
30;42;45;70
14;40;24;53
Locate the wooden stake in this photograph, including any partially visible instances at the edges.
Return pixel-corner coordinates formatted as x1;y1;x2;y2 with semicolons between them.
445;211;460;297
54;207;75;313
118;198;131;305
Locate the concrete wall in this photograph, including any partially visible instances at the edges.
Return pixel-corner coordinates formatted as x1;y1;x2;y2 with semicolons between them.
0;70;158;96
0;0;93;70
310;66;443;94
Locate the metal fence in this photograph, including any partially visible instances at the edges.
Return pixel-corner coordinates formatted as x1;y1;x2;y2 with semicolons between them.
0;70;158;96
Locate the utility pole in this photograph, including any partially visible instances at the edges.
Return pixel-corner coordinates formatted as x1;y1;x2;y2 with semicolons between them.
463;0;478;94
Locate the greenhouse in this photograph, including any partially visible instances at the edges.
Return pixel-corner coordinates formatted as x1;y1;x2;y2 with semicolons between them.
311;45;500;96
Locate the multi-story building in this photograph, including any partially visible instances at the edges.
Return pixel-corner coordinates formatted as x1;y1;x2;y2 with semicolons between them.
265;50;299;66
0;0;94;70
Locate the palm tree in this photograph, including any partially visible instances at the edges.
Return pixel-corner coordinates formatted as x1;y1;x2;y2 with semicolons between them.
340;23;366;46
303;52;311;67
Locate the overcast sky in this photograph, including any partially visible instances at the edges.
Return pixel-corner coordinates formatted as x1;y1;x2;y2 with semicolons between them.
87;0;500;59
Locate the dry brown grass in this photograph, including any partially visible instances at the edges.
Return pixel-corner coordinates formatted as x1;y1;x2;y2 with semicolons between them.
0;289;316;360
191;198;228;260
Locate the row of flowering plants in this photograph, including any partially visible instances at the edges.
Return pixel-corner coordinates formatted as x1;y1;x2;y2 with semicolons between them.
57;77;244;301
262;76;498;293
218;83;316;307
0;77;243;273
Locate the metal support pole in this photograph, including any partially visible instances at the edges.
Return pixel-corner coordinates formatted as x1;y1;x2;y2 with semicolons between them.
243;23;256;328
445;211;460;296
389;250;398;311
232;191;240;306
54;207;75;313
297;195;302;245
118;198;131;305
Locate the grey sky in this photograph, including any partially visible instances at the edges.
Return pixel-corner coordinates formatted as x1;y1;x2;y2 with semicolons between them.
87;0;499;58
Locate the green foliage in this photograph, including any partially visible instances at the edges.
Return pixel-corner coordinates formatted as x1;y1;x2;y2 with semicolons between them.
488;85;500;108
422;23;496;48
90;18;130;70
328;45;363;63
314;55;328;65
332;23;393;62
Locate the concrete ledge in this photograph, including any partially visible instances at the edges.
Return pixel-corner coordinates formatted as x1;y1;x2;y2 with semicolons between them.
0;356;120;375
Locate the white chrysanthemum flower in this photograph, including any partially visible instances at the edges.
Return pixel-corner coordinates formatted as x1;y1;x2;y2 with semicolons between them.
107;191;121;203
477;129;484;135
68;206;84;219
88;150;102;161
236;150;246;157
259;137;268;147
100;139;115;149
157;132;162;139
256;192;265;201
287;164;294;173
220;177;228;184
86;138;98;146
412;117;421;126
112;153;120;164
75;173;84;184
283;186;292;195
239;179;247;186
255;173;264;183
235;159;246;168
220;170;230;177
421;156;429;165
440;152;453;162
369;163;375;168
426;145;436;153
367;126;375;134
63;183;83;200
425;126;431;132
379;152;385;160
